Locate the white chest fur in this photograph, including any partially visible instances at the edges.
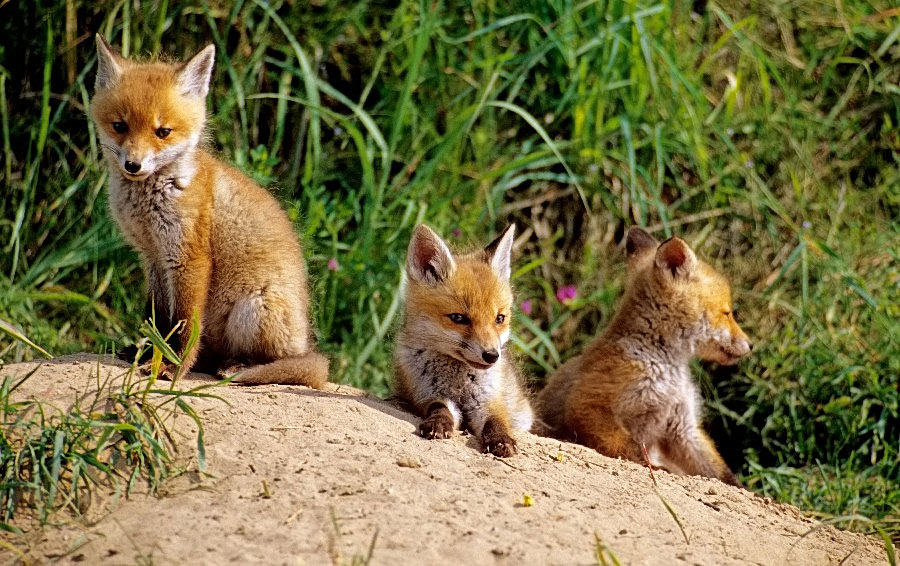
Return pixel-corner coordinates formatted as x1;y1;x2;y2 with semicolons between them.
107;173;185;260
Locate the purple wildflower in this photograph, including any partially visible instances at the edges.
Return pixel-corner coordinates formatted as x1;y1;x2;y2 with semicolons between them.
327;257;339;271
556;285;577;305
520;300;532;315
451;227;462;238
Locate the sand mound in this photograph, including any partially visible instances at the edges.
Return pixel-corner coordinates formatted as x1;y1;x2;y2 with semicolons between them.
0;354;889;565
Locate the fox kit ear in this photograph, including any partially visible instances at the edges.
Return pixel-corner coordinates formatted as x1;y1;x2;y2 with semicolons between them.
176;44;216;98
484;224;515;281
655;237;697;280
95;34;123;91
407;225;456;286
625;226;658;259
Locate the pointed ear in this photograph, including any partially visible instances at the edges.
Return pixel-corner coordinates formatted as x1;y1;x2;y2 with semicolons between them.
484;224;515;281
625;226;658;259
95;34;123;91
407;225;456;286
176;44;215;98
655;237;698;280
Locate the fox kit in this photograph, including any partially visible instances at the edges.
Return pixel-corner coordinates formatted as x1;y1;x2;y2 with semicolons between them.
535;227;752;485
393;225;533;457
90;35;328;387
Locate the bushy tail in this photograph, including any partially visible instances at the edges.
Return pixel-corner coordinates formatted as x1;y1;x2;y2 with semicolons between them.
229;351;329;388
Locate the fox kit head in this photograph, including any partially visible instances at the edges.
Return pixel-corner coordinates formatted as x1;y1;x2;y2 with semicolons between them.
404;224;516;371
624;227;753;365
90;35;214;182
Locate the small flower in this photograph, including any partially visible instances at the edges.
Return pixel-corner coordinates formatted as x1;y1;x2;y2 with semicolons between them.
556;285;577;305
333;126;343;136
520;300;532;315
726;128;735;137
744;159;754;169
802;220;812;229
451;227;462;238
327;257;339;271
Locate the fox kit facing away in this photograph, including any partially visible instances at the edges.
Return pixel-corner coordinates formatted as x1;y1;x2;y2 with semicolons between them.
90;36;328;387
393;225;533;457
535;227;752;485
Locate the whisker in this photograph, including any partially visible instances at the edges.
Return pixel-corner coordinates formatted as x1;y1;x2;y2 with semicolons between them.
99;143;121;157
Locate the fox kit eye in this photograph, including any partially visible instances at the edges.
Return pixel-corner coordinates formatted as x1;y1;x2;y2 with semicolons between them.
112;121;128;133
495;314;506;324
156;127;172;139
448;313;470;325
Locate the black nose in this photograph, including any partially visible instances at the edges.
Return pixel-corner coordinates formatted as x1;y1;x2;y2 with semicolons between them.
124;161;141;174
748;342;754;351
481;349;499;364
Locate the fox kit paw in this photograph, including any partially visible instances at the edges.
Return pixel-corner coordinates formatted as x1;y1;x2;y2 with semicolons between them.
419;412;454;440
137;360;175;381
483;434;517;457
720;469;744;488
481;417;517;457
217;360;249;380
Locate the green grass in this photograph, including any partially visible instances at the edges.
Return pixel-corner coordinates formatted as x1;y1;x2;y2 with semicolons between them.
0;0;897;542
0;328;218;535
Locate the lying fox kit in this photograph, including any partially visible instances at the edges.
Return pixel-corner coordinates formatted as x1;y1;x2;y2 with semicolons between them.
90;35;328;387
393;225;534;457
535;227;752;485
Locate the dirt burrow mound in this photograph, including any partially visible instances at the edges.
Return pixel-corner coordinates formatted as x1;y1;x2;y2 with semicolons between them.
0;354;890;565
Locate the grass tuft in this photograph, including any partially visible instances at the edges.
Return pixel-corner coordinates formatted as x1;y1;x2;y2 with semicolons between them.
0;331;221;533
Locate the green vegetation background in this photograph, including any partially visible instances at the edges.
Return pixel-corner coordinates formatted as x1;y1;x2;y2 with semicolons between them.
0;0;896;537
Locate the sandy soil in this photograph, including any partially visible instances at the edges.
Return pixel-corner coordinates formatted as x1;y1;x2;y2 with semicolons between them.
0;354;890;565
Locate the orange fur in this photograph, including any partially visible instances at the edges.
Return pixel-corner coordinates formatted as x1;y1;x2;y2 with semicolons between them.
393;225;533;457
91;36;328;387
536;227;752;486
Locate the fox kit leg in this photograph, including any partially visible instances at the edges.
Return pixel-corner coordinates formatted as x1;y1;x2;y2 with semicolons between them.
117;262;173;365
696;429;741;486
661;427;741;487
145;262;173;332
503;376;535;433
418;400;462;440
168;251;212;378
477;400;518;457
119;258;206;377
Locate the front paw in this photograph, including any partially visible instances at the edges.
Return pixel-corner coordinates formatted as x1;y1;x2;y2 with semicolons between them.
419;412;454;440
720;469;744;488
137;360;176;381
158;361;177;381
483;433;517;457
217;360;248;379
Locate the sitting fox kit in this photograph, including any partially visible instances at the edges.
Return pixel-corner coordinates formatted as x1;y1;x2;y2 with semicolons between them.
91;35;328;387
536;227;752;485
393;225;534;457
